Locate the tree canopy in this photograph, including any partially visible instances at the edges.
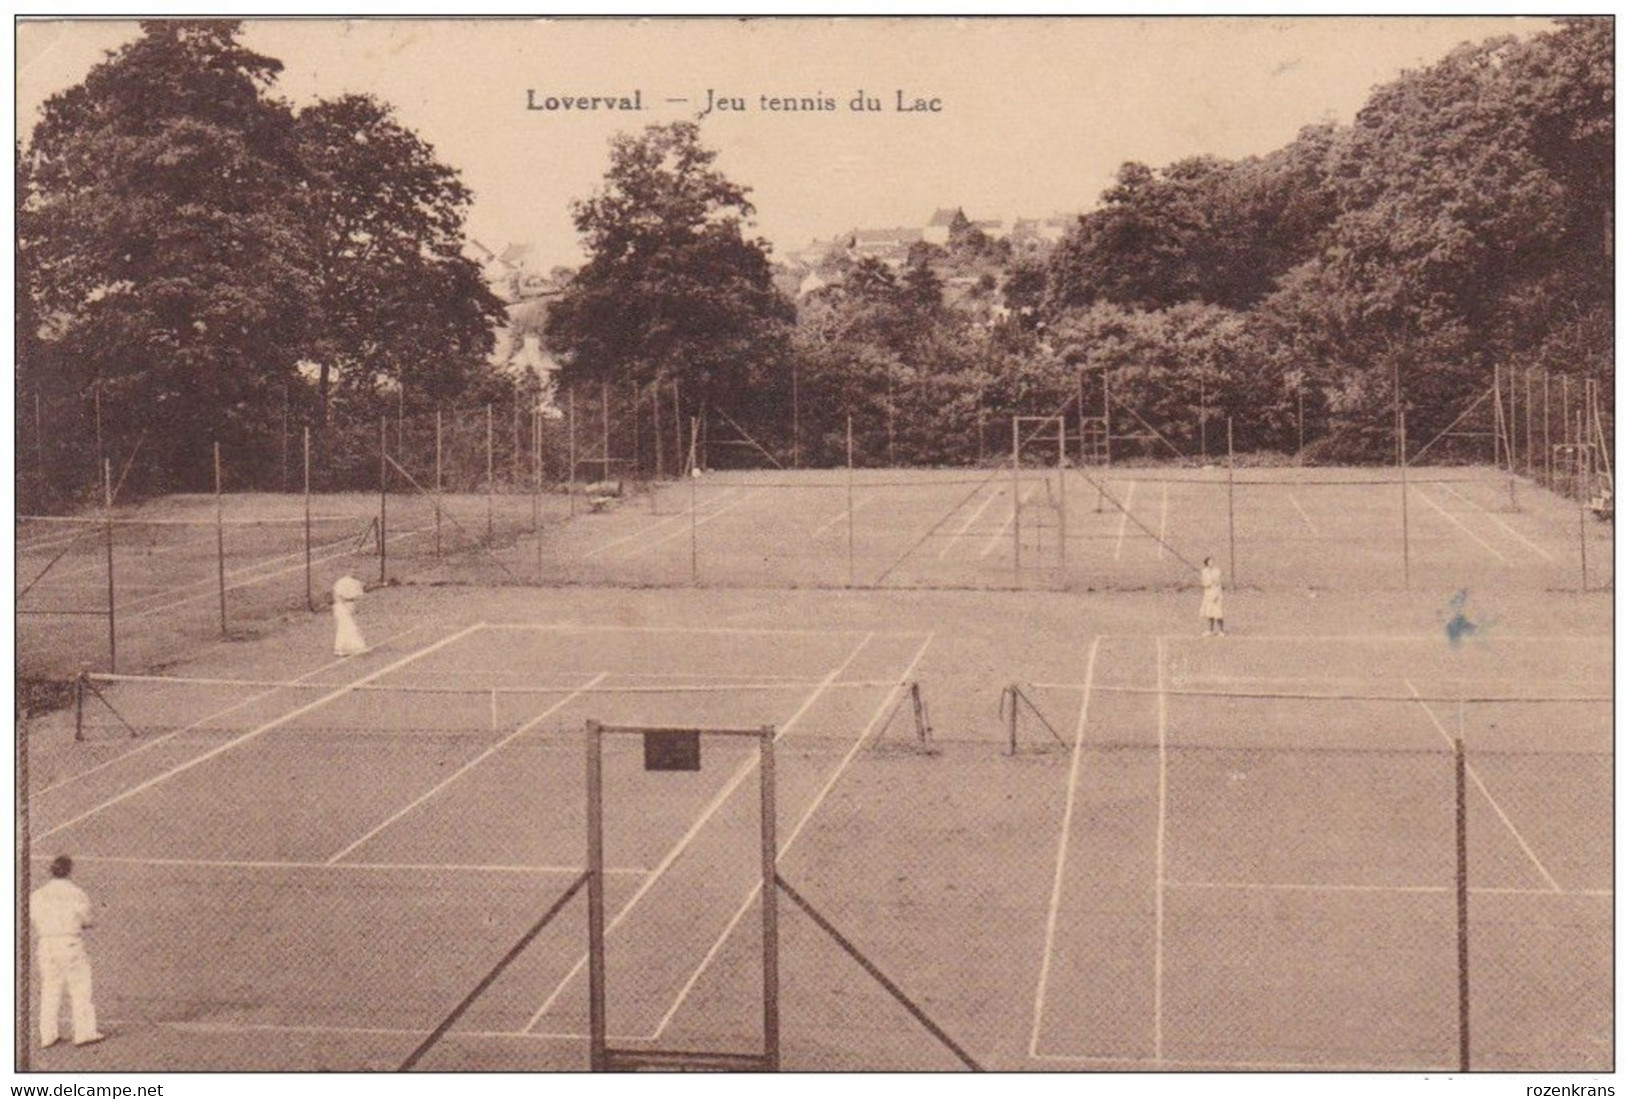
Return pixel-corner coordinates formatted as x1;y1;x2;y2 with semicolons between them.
18;20;503;495
544;122;795;425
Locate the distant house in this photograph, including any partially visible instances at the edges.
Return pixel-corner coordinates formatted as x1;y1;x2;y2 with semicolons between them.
922;207;962;246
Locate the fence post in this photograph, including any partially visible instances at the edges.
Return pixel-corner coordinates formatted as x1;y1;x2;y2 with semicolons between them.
1058;418;1068;580
486;403;495;543
1578;449;1589;593
435;406;444;559
569;388;578;517
846;415;855;588
215;442;227;638
1012;418;1022;573
601;380;611;485
1226;418;1237;588
304;427;313;611
103;458;116;673
378;417;388;585
1400;413;1411;591
1455;730;1471;1072
689;435;699;586
533;407;543;577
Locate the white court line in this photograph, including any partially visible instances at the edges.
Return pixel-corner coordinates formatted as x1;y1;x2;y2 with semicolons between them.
1028;638;1101;1059
155;1019;647;1044
522;631;877;1032
938;483;1004;560
1438;481;1557;562
1404;680;1563;893
60;854;650;875
1286;491;1320;536
324;672;610;865
35;622;485;842
1156;481;1169;560
650;631;938;1041
811;494;873;539
581;488;739;559
1113;479;1139;561
979;485;1034;559
33;622;437;803
1152;636;1169;1064
1410;486;1509;563
617;488;765;557
1167;879;1609;898
33;622;434;799
484;622;922;639
1029;1049;1447;1072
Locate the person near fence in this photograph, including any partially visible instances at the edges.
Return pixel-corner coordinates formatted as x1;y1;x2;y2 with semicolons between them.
31;855;102;1048
333;574;368;656
1199;556;1226;637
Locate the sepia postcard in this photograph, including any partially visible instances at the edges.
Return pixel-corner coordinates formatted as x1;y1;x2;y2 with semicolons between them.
12;14;1614;1097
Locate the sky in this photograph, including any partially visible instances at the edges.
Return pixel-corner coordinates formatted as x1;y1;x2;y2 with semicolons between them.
17;15;1557;273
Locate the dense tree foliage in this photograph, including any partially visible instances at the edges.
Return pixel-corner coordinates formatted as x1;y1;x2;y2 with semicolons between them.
544;121;795;438
18;21;502;496
790;17;1610;469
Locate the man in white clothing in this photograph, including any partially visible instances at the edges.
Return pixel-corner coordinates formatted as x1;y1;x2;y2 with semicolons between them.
30;855;102;1048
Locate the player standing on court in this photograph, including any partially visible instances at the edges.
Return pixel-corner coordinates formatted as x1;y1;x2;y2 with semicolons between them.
333;574;368;656
1200;556;1226;637
31;855;103;1048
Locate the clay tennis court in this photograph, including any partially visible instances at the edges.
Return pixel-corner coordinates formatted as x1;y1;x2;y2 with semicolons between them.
24;553;1611;1071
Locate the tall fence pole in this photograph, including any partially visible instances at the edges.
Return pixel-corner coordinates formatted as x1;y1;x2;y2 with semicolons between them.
304;427;313;611
103;458;116;673
34;389;45;480
533;407;543;577
215;441;227;638
486;402;495;543
1400;413;1411;590
378;417;388;585
1012;418;1022;573
1578;449;1589;593
601;380;611;485
1226;418;1237;587
653;379;666;481
1058;418;1068;579
281;383;291;493
672;379;682;477
689;420;699;586
569;389;578;517
434;406;444;559
1492;365;1502;469
1454;730;1471;1073
846;415;855;588
1543;370;1552;486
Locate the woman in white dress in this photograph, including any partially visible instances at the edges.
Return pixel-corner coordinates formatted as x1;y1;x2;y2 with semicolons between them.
1199;557;1225;637
332;575;368;656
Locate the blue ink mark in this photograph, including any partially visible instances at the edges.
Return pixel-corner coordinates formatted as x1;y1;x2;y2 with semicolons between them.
1440;589;1496;649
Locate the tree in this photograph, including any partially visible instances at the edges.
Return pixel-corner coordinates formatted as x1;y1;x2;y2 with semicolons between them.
293;93;505;419
544;121;794;429
23;20;313;490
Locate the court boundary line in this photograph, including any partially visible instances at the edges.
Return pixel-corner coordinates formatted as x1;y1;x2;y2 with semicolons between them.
646;630;939;1042
939;483;1002;560
1027;638;1100;1059
324;668;612;865
34;622;485;842
482;622;926;640
580;487;739;560
1438;481;1558;562
1404;680;1564;893
978;484;1032;560
1165;879;1611;898
58;854;651;875
1411;485;1510;563
1112;479;1138;561
520;631;878;1032
617;488;766;557
812;494;873;539
1286;490;1320;536
32;621;435;800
